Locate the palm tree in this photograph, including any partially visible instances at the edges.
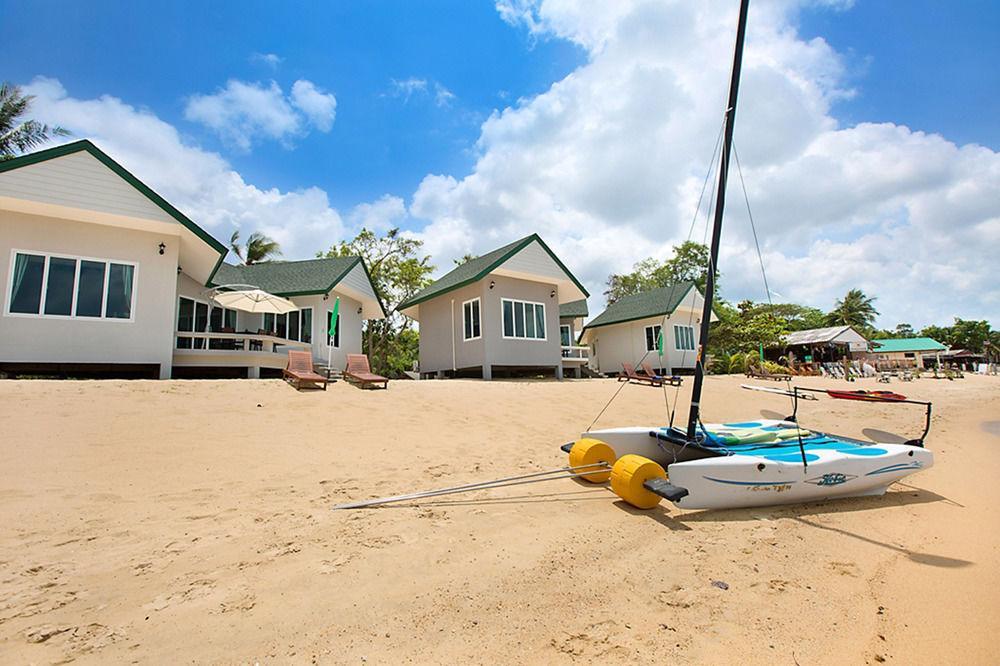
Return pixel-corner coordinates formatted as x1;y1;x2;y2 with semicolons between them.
826;288;879;330
0;82;69;159
229;230;282;265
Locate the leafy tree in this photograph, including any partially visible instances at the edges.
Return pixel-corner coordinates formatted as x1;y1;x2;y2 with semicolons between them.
230;230;282;265
757;303;826;332
708;300;787;360
0;82;70;159
825;288;879;332
917;324;950;344
320;227;434;374
894;322;915;338
604;241;714;304
945;318;992;352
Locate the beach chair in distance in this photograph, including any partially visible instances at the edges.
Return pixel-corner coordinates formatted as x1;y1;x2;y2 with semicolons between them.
345;354;389;390
640;361;683;387
283;350;329;391
619;362;662;387
746;368;792;382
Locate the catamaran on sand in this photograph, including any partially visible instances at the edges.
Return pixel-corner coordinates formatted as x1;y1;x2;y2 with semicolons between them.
563;0;934;512
335;0;935;514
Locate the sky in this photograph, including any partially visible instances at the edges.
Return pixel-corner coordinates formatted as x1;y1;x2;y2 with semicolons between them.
2;0;998;329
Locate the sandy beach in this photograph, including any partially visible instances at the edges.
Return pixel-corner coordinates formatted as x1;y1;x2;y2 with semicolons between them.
1;374;998;664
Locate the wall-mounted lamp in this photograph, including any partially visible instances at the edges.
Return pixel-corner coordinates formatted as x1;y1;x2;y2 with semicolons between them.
323;294;329;301
158;242;166;255
489;280;495;290
357;306;363;315
550;289;556;298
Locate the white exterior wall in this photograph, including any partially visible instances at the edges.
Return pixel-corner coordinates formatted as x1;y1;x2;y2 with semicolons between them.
0;209;179;378
0;151;175;224
587;312;704;374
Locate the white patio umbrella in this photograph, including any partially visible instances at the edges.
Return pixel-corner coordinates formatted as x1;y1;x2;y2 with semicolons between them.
209;284;298;314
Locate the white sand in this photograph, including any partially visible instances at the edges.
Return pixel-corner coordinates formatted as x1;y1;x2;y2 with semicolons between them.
1;374;998;664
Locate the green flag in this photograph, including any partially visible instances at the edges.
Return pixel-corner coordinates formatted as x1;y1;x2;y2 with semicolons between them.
329;296;340;339
657;328;664;357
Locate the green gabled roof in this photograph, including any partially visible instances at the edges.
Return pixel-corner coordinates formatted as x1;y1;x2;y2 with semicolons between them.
559;299;589;318
397;233;589;311
582;282;699;331
872;337;947;353
0;139;228;285
213;256;387;316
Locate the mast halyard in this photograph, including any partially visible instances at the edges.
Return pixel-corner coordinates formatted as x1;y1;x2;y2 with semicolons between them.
685;0;752;440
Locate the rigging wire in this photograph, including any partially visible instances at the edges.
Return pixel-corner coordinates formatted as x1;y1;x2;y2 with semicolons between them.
585;113;729;434
732;143;772;307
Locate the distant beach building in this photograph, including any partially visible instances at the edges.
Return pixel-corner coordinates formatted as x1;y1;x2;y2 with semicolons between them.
579;283;713;376
870;337;948;369
0;140;384;379
398;234;589;379
779;326;871;365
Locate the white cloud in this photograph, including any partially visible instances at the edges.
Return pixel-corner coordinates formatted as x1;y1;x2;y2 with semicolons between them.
347;195;407;232
388;77;456;107
250;52;283;69
22;77;375;262
407;0;1000;328
433;82;456;108
290;80;337;131
184;78;336;151
389;77;428;102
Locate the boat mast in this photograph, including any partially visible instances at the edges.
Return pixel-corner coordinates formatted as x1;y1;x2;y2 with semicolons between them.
685;0;751;440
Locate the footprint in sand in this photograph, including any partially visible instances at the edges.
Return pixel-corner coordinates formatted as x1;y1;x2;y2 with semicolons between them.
829;561;860;577
146;578;216;611
319;555;356;573
550;620;628;658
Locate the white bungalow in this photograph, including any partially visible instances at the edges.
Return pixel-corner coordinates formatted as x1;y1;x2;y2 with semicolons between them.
398;234;590;379
580;282;714;376
0;140;384;379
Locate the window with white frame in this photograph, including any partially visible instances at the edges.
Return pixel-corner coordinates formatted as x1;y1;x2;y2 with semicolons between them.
644;325;662;352
263;307;313;343
560;324;572;347
326;309;340;348
501;298;546;340
463;297;481;340
6;251;136;320
674;324;696;351
176;297;242;349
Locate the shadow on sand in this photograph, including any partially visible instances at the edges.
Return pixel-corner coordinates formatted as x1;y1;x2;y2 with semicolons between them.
653;485;972;569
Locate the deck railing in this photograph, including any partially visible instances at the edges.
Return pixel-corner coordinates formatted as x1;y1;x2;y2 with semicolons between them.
561;345;590;361
174;331;311;354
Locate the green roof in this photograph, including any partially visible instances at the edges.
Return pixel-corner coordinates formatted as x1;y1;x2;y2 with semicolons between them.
582;283;700;331
559;299;589;318
872;337;947;353
213;256;387;316
397;233;588;311
0;139;228;285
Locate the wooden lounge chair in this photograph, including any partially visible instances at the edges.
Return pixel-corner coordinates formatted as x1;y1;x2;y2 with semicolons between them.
619;362;662;387
283;350;328;391
345;354;389;390
641;361;683;387
746;368;792;382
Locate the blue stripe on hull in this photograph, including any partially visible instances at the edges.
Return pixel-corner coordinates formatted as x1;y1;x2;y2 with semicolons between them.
703;476;794;487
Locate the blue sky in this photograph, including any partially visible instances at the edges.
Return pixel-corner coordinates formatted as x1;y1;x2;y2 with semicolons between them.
2;0;584;211
798;0;999;150
2;1;998;327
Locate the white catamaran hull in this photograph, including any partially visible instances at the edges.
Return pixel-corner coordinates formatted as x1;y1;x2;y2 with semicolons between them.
666;444;933;510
